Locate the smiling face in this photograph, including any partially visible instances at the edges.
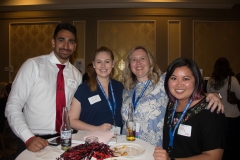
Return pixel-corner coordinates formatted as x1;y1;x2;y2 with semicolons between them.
168;66;195;103
129;49;150;82
93;51;114;79
52;29;76;64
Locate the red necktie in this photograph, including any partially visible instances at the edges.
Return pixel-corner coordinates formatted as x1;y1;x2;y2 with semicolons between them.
56;64;66;133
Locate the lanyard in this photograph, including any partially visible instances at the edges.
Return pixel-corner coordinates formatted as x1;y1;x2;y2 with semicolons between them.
168;99;193;154
132;80;150;109
97;78;117;126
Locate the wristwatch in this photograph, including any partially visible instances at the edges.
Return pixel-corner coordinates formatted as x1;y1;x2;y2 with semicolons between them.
212;92;222;100
218;93;222;100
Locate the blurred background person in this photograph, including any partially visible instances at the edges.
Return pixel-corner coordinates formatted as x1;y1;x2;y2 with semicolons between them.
236;72;240;111
69;46;123;132
235;72;240;159
82;63;93;82
207;57;240;160
154;58;225;160
0;82;8;133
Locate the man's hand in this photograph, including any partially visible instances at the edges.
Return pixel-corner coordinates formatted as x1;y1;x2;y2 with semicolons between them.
26;137;48;152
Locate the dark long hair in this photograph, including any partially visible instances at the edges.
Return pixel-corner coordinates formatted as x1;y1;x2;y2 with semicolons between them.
210;57;234;90
164;58;205;102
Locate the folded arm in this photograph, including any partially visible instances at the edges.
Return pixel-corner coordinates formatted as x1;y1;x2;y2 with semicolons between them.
69;97;112;131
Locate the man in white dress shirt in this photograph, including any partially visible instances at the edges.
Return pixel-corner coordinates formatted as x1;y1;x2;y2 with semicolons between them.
5;22;82;154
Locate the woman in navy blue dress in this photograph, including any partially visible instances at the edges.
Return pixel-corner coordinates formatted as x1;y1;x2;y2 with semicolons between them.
69;46;123;132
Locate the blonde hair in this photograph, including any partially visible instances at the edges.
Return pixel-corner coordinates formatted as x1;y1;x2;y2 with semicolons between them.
122;46;161;90
88;46;114;92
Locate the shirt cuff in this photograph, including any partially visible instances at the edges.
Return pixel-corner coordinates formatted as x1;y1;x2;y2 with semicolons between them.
20;129;35;143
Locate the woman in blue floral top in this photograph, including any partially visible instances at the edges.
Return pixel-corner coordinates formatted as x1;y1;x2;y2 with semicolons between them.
121;46;224;147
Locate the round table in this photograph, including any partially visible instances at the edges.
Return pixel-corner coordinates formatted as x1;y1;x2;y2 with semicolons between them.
16;135;155;160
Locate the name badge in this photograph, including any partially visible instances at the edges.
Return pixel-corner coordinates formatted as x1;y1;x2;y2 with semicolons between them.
177;124;192;137
67;79;77;88
88;95;101;105
110;126;121;135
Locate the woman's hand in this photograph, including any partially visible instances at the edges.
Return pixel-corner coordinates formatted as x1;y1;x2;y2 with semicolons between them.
206;93;224;113
97;123;112;131
153;146;170;160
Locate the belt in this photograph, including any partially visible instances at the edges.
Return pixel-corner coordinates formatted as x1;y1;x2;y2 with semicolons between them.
36;133;60;140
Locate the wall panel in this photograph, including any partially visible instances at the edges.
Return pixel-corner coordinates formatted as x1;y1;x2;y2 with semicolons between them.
98;20;156;81
194;21;240;77
168;20;181;65
9;22;59;81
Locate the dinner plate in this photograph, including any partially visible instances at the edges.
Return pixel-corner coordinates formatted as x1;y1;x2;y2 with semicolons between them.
110;143;145;158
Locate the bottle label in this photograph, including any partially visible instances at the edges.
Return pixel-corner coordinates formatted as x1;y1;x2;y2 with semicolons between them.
126;121;135;130
61;130;71;139
61;130;71;149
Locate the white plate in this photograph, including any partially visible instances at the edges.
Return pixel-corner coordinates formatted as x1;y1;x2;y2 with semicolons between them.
110;143;145;158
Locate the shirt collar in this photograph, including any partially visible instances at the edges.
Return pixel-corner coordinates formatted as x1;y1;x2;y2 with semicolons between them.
48;51;69;67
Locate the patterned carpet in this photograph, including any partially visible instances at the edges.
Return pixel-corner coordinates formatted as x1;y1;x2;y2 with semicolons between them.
0;125;18;160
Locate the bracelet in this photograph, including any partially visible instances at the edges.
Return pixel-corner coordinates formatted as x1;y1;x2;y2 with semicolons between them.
25;136;35;147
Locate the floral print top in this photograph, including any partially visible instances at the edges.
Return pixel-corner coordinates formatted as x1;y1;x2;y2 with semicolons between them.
121;73;168;146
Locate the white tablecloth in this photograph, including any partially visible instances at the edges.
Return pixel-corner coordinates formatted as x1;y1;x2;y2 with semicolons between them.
16;135;155;160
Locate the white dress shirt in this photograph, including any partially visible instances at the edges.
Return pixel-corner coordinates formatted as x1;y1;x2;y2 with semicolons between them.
5;51;82;142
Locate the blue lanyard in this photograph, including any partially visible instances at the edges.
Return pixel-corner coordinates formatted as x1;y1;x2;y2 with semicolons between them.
96;78;116;126
132;80;150;109
168;99;193;153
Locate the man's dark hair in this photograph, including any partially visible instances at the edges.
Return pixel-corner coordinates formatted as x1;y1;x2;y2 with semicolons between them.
53;22;77;39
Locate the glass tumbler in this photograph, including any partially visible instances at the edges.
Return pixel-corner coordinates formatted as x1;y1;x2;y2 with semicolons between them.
85;136;99;144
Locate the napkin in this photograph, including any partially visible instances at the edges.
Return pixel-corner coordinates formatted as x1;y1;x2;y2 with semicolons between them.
35;146;64;159
83;130;115;144
72;130;117;145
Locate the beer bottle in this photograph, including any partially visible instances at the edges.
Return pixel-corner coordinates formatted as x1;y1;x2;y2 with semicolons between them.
60;107;72;150
126;103;136;141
